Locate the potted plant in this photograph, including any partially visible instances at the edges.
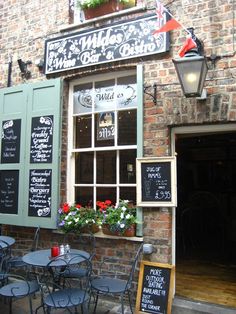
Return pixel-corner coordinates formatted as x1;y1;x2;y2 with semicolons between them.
77;0;134;19
97;199;137;236
58;203;100;234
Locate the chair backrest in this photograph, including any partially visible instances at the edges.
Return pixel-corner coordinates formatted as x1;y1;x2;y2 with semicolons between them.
126;243;143;289
30;226;40;251
0;240;11;269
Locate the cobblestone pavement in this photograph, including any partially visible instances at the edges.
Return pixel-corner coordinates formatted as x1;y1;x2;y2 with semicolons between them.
0;291;133;314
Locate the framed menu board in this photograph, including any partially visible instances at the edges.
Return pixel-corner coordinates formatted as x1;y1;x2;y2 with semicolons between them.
136;157;177;207
135;261;175;314
30;115;53;163
1;119;21;163
0;170;19;214
28;169;52;217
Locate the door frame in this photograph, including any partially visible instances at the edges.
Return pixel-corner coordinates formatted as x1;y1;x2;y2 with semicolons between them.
170;122;236;293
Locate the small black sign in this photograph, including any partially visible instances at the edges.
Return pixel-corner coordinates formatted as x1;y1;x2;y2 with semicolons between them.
136;261;174;314
44;14;169;74
0;170;19;214
28;169;52;217
30;116;53;163
1;119;21;163
137;157;177;207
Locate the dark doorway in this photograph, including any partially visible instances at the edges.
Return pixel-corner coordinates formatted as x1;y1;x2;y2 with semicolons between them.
175;131;236;307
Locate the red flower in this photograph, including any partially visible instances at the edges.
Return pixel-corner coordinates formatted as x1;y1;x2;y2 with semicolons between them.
76;204;82;209
62;203;70;213
105;200;112;206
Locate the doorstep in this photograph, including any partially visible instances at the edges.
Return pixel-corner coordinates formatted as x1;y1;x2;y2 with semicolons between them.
172;296;236;314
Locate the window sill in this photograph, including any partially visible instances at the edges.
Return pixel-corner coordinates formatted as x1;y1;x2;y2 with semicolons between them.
53;229;143;242
60;4;147;32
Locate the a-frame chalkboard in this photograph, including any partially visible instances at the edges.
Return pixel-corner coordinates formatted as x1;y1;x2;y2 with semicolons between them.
135;261;175;314
136;157;177;207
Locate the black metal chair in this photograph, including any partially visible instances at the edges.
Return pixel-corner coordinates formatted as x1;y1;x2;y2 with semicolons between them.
61;232;96;285
8;226;40;270
0;273;39;314
0;241;11;287
36;253;92;314
90;243;143;314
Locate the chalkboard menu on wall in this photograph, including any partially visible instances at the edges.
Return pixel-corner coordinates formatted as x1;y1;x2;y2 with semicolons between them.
136;261;175;314
30;115;54;163
0;170;19;214
136;157;177;207
28;169;52;217
1;119;21;163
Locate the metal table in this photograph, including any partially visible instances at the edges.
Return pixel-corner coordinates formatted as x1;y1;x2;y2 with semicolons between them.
22;249;90;267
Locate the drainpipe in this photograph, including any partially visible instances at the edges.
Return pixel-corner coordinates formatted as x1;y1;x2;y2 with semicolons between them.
7;55;12;87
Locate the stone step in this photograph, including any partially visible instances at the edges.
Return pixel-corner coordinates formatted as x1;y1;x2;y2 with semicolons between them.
172;297;236;314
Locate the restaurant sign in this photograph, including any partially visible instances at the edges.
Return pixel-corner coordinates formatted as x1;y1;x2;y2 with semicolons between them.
44;14;169;74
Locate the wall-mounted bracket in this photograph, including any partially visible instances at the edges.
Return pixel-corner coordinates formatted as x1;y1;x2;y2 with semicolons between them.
143;83;157;105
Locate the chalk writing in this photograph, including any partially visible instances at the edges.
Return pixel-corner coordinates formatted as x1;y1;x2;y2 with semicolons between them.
1;119;21;163
0;170;19;214
28;169;52;217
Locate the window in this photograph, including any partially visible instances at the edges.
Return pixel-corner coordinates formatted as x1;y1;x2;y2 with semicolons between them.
68;71;137;207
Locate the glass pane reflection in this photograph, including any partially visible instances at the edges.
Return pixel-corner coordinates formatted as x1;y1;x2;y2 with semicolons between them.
96;151;116;184
120;149;136;183
75;152;93;184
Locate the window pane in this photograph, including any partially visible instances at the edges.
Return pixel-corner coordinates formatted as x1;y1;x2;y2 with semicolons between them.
95;113;114;147
120;187;136;204
74;83;93;114
75;115;92;148
96;187;116;204
75;187;93;207
94;79;116;112
118;110;137;145
117;75;137;108
75;152;93;183
96;151;116;184
120;149;136;183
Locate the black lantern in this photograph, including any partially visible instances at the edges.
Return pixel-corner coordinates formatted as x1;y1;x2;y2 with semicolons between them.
172;28;208;98
173;55;208;98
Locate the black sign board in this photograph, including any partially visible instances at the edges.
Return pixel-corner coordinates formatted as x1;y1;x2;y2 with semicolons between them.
44;14;169;74
136;261;175;314
28;169;52;217
30;116;53;163
136;157;177;207
0;170;19;214
1;119;21;163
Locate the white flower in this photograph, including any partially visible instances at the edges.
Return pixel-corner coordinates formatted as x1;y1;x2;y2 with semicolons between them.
120;223;125;229
68;221;72;225
65;215;69;220
126;214;131;219
120;212;124;219
121;206;127;211
75;218;79;223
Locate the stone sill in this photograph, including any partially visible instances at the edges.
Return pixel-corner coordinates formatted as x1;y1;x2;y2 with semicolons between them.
59;4;147;32
53;229;143;242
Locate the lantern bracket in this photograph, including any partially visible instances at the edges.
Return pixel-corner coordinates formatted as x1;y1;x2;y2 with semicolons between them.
143;83;157;105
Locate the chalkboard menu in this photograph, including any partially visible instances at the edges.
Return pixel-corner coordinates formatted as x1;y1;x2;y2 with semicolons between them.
136;157;177;207
44;14;169;74
136;261;175;314
1;119;21;163
28;169;52;217
0;170;19;214
30;115;53;163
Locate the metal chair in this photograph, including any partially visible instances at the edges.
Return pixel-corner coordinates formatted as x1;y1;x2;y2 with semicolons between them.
0;241;11;287
0;273;39;314
36;253;92;314
61;232;96;284
8;226;40;270
90;243;143;314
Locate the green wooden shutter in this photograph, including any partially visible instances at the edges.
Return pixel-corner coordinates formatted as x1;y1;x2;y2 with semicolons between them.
0;78;62;229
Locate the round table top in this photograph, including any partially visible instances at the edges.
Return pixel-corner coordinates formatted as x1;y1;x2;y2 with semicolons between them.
0;236;15;248
22;249;90;267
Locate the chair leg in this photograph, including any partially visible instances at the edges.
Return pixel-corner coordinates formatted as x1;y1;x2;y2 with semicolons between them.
28;295;34;314
127;291;133;314
93;292;99;314
9;298;12;314
121;294;125;314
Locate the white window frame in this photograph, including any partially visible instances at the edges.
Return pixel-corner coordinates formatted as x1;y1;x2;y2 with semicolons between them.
67;70;137;205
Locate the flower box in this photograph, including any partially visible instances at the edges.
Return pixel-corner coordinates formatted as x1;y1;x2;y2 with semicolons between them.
102;223;136;237
83;0;124;19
